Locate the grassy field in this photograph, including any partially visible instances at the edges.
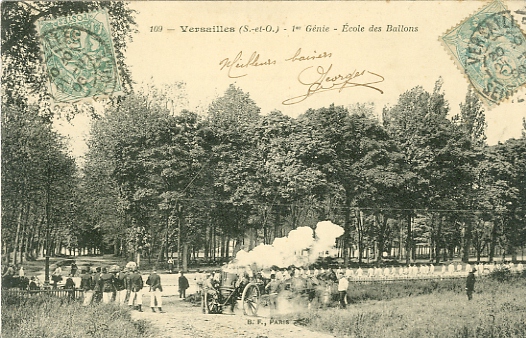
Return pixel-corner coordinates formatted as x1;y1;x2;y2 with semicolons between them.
1;295;156;338
285;275;526;338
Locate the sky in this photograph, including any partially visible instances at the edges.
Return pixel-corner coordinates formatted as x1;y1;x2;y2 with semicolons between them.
55;1;526;159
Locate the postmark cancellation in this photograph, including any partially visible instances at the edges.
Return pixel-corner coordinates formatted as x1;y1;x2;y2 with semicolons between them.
36;10;123;104
441;0;526;107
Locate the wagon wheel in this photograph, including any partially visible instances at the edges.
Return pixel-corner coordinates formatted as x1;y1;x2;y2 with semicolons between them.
241;283;260;316
203;291;219;314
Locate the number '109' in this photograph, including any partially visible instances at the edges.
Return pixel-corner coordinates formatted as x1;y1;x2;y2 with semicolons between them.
150;26;163;32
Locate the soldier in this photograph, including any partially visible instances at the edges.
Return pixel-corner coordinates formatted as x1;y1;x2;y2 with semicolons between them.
92;267;102;303
128;267;144;311
265;274;281;312
51;265;63;289
194;269;205;296
80;268;93;306
147;268;164;313
114;267;128;305
178;271;190;299
2;264;15;288
448;262;455;275
70;262;78;277
167;258;174;274
356;266;363;279
99;267;116;304
337;273;349;309
466;268;476;300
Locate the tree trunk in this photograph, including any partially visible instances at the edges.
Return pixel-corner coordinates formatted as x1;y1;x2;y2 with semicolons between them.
221;235;226;258
274;206;282;241
182;243;188;272
225;237;230;259
489;220;499;262
204;225;210;260
211;225;216;261
13;202;25;265
435;215;442;264
405;212;412;264
233;233;243;257
342;201;352;265
462;218;473;263
355;210;365;264
157;239;166;263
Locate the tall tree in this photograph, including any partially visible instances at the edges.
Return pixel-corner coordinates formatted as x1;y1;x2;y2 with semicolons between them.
455;87;486;262
383;79;477;263
207;85;262;254
2;104;77;263
296;104;398;264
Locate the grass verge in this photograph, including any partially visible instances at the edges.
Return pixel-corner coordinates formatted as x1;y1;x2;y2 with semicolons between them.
1;295;156;338
285;276;526;338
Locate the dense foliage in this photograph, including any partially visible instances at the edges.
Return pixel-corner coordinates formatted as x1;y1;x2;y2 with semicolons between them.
3;79;525;268
1;2;525;268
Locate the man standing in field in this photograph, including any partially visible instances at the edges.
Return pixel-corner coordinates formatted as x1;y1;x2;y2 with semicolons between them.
178;271;189;299
338;273;349;309
466;268;476;300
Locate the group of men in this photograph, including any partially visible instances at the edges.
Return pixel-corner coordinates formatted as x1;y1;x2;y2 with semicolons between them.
79;265;164;313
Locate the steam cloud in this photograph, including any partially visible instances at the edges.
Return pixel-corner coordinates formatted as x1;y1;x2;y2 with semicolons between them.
232;221;344;269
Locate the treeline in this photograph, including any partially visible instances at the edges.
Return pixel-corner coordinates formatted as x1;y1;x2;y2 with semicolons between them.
89;81;523;268
2;81;526;268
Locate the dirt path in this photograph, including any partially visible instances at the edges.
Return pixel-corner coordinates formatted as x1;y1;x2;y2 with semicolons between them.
131;296;334;338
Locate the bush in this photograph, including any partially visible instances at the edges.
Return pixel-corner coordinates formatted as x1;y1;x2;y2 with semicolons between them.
489;266;513;282
346;278;463;304
1;295;156;338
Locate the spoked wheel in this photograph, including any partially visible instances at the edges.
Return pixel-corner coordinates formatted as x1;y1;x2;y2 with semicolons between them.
241;283;260;316
204;291;219;314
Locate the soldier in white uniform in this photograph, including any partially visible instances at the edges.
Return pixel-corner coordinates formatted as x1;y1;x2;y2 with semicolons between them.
356;267;363;279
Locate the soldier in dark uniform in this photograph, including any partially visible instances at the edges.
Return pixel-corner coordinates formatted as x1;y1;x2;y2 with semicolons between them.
80;268;94;306
99;267;115;303
92;267;102;303
70;262;78;277
466;268;476;300
2;264;15;288
114;267;128;305
128;267;144;311
178;271;189;299
146;268;164;313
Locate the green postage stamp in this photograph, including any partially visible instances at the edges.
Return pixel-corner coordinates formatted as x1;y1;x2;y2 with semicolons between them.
442;0;526;107
36;10;123;103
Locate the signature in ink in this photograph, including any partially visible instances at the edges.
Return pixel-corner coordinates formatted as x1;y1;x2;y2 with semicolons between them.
219;51;277;78
282;64;384;105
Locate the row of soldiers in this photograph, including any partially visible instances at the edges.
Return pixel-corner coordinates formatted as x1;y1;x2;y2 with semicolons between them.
262;261;525;281
78;264;164;313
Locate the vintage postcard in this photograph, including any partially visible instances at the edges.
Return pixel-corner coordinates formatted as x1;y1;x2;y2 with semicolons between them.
2;1;526;338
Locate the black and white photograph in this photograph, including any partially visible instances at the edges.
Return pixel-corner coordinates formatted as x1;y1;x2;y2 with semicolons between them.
1;1;526;337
